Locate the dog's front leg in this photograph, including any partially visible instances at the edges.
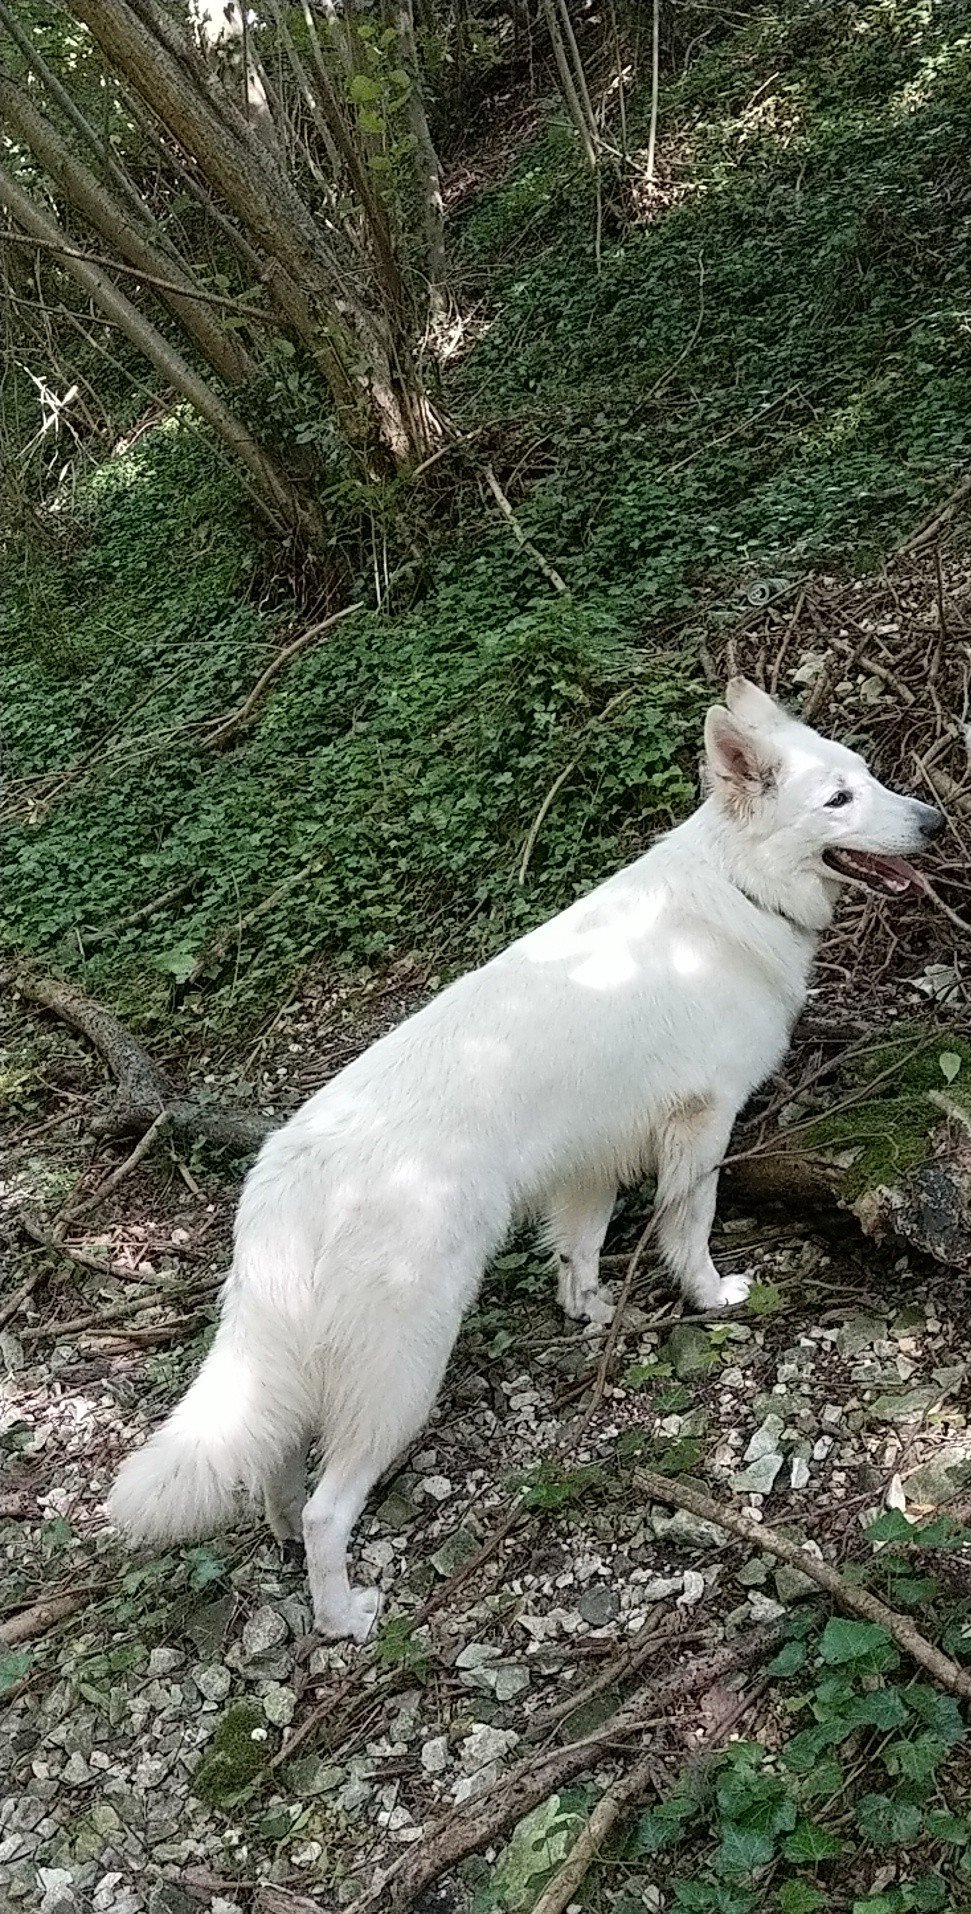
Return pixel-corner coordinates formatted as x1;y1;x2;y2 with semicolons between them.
546;1180;617;1324
653;1101;748;1310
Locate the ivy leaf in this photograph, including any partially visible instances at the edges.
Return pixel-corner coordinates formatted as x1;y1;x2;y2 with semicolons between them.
778;1886;826;1914
855;1791;923;1846
818;1618;899;1673
716;1823;777;1875
783;1819;844;1861
939;1051;962;1083
768;1639;807;1677
746;1282;784;1315
0;1648;32;1695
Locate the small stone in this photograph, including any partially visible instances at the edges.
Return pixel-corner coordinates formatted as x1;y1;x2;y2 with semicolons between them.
664;1324;717;1380
744;1414;785;1462
420;1736;448;1775
38;1869;75;1914
493;1663;531;1702
731;1453;783;1495
837;1314;887;1355
62;1753;89;1786
262;1684;296;1727
679;1570;705;1607
789;1456;810;1490
458;1725;519;1774
196;1665;232;1703
578;1586;618;1628
640;1574;684;1602
748;1591;785;1622
241;1606;288;1660
375;1490;416;1531
430;1527;479;1578
147;1647;181;1678
774;1563;816;1604
650;1509;724;1551
735;1558;769;1587
421;1476;453;1503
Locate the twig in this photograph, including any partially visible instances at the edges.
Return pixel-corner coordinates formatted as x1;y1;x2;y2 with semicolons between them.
633;1467;971;1702
186;859;324;983
525;1613;698;1741
0;1266;45;1334
482;464;569;595
203;604;361;750
81;877;197;947
59;1110;172;1226
569;1215;656;1450
518;762;576;883
928;1090;971;1135
0;1591;88;1645
897;475;971;553
646;0;661;181
343;1625;782;1914
531;1674;765;1914
518;688;634;883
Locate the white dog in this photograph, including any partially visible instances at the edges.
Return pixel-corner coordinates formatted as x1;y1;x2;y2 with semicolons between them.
108;679;942;1640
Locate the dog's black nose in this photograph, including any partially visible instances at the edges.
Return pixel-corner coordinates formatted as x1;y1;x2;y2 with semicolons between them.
920;807;945;840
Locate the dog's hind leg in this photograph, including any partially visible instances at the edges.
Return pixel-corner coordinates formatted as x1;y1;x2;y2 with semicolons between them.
264;1438;309;1545
303;1263;471;1642
653;1100;748;1310
546;1180;617;1324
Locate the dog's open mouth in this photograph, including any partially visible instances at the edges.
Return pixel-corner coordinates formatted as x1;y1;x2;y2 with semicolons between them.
823;848;931;896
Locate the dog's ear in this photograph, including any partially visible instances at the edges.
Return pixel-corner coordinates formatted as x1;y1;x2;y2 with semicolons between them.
725;677;782;730
704;706;778;805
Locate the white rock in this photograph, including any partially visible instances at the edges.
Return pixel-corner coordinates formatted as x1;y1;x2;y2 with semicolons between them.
420;1736;449;1774
789;1456;810;1490
262;1683;296;1726
744;1414;785;1462
241;1605;288;1659
678;1570;706;1608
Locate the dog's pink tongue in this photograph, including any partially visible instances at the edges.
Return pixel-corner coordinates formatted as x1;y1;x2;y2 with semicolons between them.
850;851;930;894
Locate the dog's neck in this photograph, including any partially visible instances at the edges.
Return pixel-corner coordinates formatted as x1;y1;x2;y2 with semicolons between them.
684;802;837;935
724;873;824;935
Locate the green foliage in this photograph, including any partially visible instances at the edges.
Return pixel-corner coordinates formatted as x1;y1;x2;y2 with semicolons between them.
596;1615;970;1910
520;1460;606;1514
6;3;971;1041
804;1033;971;1193
372;1616;431;1679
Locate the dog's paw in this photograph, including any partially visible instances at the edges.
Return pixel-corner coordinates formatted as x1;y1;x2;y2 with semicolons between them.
579;1286;615;1326
314;1586;382;1645
712;1269;751;1308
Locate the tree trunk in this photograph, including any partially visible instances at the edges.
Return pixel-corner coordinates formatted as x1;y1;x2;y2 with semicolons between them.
72;0;428;463
393;0;446;316
0;70;258;387
0;163;326;548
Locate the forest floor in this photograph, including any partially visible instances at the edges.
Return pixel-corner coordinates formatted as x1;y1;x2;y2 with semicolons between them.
4;3;971;1912
3;539;971;1914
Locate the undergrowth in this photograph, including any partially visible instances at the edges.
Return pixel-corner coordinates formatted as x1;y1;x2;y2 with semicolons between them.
2;0;970;1047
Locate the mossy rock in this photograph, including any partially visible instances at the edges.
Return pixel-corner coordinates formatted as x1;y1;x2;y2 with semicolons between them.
804;1032;971;1200
191;1699;276;1807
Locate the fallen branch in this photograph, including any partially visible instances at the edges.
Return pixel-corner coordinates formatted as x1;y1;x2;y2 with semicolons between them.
0;1265;45;1334
202;604;361;751
532;1674;765;1914
634;1466;971;1703
1;1591;88;1645
14;969;272;1152
482;464;569;596
343;1625;782;1914
59;1109;172;1226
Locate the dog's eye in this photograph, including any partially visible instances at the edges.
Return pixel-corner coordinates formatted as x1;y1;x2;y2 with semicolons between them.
825;789;853;809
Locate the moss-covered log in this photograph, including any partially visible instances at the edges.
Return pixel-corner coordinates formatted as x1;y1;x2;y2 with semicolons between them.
725;1037;971;1267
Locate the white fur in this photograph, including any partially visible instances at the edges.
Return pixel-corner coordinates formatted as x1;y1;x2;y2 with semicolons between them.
107;681;940;1640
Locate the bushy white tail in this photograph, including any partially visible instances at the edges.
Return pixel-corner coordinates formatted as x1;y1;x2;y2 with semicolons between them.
107;1315;306;1546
